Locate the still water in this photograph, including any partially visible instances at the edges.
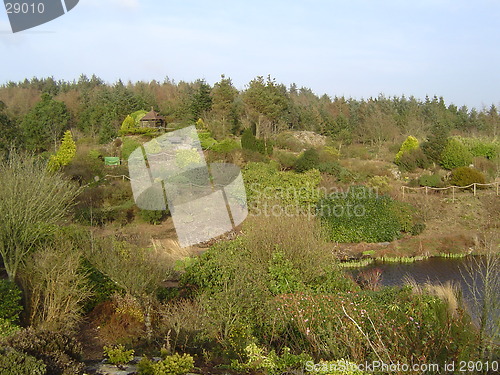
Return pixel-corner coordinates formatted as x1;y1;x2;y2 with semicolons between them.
349;256;491;322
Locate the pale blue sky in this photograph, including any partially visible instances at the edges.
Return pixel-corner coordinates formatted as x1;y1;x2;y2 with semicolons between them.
1;0;499;109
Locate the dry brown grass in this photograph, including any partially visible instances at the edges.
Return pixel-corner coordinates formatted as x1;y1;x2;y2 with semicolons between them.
242;212;337;281
405;277;460;318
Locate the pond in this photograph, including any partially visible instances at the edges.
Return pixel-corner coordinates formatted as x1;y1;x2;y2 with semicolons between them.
348;256;494;324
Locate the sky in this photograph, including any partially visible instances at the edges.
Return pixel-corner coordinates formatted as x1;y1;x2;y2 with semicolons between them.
1;0;499;109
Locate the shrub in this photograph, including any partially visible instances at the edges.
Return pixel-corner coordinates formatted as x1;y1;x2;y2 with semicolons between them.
295;148;320;173
5;328;84;375
212;138;240;153
198;131;218;150
440;138;473;170
395;135;419;163
396;148;429;172
318;186;410;242
0;280;23;324
418;174;443;188
103;344;134;366
0;347;46;375
80;259;122;313
232;344;313;375
21;239;92;332
138;353;194;375
121;137;142;161
140;209;169;224
450;166;486;187
273;149;297;170
367;175;391;194
275;132;305;152
242;162;322;209
63;149;104;183
241;128;272;155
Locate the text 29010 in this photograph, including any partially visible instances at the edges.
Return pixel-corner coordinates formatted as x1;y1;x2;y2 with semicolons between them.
5;2;45;14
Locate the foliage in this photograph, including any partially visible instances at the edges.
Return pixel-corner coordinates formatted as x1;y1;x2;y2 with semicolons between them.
47;130;77;172
0;149;80;280
80;258;122;312
366;175;391;194
418;173;443;188
231;343;313;375
211;138;240;153
20;93;70;151
140;209;169;224
421;122;449;163
242;162;322;210
20;238;92;332
268;250;304;295
241;128;272;155
273;149;298;170
270;288;478;364
394;135;419;163
84;238;173;297
121;137;142;161
440;137;473;170
103;344;135;366
198;131;218;150
5;328;84;375
119;110;148;135
459;137;499;159
318;186;412;242
395;147;430;172
139;353;195;375
450;166;486;186
0;280;23;324
0;347;46;375
295;148;320;172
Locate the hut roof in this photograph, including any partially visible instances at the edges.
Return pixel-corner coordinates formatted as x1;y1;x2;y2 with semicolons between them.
141;108;165;121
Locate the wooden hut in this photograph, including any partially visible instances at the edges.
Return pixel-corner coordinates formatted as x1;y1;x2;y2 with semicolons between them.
139;107;165;128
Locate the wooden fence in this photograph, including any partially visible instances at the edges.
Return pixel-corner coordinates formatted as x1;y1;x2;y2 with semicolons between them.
401;181;499;201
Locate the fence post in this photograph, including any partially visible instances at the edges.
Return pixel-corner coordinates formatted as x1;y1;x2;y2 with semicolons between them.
473;183;477;196
402;186;405;198
425;186;428;195
452;186;455;202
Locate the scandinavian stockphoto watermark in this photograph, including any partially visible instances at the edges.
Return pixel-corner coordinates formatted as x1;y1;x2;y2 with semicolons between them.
128;126;248;248
4;0;79;33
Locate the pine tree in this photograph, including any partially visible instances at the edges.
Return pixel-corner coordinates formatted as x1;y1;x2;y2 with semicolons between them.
47;130;76;172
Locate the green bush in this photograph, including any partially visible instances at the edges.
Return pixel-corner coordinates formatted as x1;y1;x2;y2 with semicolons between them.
395;135;419;163
242;162;322;209
275;132;305;152
418;174;443;188
241;128;272;155
138;353;194;375
273;149;298;170
5;329;84;375
318;186;411;242
80;259;122;313
0;280;22;323
450;167;486;187
0;347;46;375
212;138;240;153
121;137;142;161
295;148;320;173
103;344;134;366
440;138;473;170
140;209;169;224
396;148;429;172
459;137;499;159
